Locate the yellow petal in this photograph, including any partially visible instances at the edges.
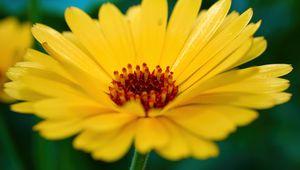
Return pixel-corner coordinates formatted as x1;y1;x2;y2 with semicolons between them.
65;7;118;76
41;42;114;107
272;92;292;104
190;92;291;109
172;0;231;74
0;17;18;35
170;105;258;127
176;65;291;109
183;131;219;159
31;24;110;101
33;98;111;119
178;21;261;92
179;38;253;92
84;113;137;131
179;64;291;104
24;49;75;83
135;117;170;153
205;77;289;94
73;129;111;152
176;9;253;81
147;108;164;117
202;39;253;79
176;8;253;83
33;119;83;140
140;0;168;68
155;117;190;160
157;118;219;160
118;101;145;117
99;3;136;66
215;11;240;34
253;64;293;78
160;0;202;68
11;75;85;99
15;22;32;50
209;106;258;126
7;64;73;86
163;67;259;111
91;122;136;162
233;37;267;67
9;22;32;64
4;81;45;101
11;102;35;113
19;22;32;46
62;31;92;57
165;105;236;140
0;18;22;69
126;5;142;61
32;23;110;84
73;130;117;152
0;46;14;70
8;66;112;107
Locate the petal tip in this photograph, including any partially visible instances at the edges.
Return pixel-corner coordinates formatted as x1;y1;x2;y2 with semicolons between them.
245;8;253;17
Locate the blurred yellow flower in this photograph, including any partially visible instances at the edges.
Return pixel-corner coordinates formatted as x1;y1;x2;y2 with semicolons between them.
5;0;292;162
0;17;32;102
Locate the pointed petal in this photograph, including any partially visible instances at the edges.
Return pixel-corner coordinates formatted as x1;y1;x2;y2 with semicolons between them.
191;92;291;109
99;3;136;66
172;0;231;74
178;21;261;92
24;49;75;83
4;81;45;101
176;8;253;85
140;0;168;68
65;7;119;76
232;37;267;67
11;102;35;113
41;42;114;107
160;0;202;67
126;5;142;62
205;106;258;126
163;67;259;111
32;23;110;84
33;98;112;119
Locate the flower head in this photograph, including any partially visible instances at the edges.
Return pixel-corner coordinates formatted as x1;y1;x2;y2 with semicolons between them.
0;17;32;102
5;0;292;162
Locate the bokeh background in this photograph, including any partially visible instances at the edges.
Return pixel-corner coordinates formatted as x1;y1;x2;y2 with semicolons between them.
0;0;299;170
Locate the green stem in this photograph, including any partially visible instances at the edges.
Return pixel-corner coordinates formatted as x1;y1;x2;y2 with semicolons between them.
129;149;149;170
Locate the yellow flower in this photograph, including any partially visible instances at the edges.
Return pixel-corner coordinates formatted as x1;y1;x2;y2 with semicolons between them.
0;17;32;102
5;0;292;162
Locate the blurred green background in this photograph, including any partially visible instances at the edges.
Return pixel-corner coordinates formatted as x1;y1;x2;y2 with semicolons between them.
0;0;299;170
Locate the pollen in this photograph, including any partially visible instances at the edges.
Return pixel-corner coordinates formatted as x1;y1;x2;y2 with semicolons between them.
109;63;178;112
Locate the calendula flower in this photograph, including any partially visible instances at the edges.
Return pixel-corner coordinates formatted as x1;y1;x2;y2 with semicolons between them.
5;0;292;162
0;17;32;102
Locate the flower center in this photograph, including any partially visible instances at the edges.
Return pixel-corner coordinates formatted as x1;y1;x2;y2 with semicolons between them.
109;63;178;112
